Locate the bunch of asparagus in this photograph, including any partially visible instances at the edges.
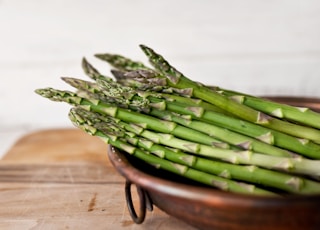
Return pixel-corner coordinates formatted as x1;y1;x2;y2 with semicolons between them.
35;45;320;196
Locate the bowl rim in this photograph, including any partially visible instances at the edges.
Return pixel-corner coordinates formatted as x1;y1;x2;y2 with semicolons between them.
108;145;320;208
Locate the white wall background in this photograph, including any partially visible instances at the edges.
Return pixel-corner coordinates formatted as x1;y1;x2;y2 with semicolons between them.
1;0;320;157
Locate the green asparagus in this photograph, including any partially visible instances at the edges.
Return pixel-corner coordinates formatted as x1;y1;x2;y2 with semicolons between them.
69;107;320;195
139;45;320;143
35;87;320;177
214;86;320;129
35;44;320;196
69;107;276;195
35;87;229;149
68;76;320;159
64;76;292;157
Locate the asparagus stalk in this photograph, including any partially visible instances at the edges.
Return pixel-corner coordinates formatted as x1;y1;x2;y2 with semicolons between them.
123;121;320;178
90;77;320;159
93;51;315;129
35;87;229;149
108;70;320;161
60;76;320;159
68;107;275;196
88;46;320;142
111;68;181;93
62;76;304;158
35;45;320;196
159;97;320;159
88;77;292;157
36;87;320;178
110;69;230;114
213;86;320;129
111;68;320;129
94;53;150;71
92;52;198;101
139;45;320;143
69;107;320;195
66;77;276;155
110;68;320;133
81;57;114;83
149;109;293;157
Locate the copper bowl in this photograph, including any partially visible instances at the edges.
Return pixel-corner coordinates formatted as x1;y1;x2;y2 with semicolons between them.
107;97;320;230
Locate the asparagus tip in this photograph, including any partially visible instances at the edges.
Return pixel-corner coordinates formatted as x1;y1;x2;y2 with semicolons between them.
139;44;154;57
94;53;108;60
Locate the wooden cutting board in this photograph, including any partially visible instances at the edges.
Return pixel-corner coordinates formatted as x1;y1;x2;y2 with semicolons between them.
0;128;196;230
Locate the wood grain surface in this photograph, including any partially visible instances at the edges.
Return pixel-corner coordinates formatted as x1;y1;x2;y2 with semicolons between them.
0;128;196;230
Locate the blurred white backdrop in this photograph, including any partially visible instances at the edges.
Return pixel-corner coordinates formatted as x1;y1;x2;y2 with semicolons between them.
1;0;320;157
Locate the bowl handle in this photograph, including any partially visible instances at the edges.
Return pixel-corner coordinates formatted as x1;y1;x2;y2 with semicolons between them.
125;180;153;224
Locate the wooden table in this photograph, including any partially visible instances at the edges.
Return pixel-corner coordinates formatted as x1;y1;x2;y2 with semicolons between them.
0;128;196;230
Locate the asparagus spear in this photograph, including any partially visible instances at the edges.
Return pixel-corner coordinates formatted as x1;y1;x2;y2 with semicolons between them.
61;76;302;158
110;69;229;114
96;50;320;156
89;77;320;159
68;107;275;196
139;45;320;143
35;87;229;149
94;53;150;71
159;96;320;159
109;68;320;134
92;51;319;131
110;68;320;130
90;46;320;137
213;86;320;129
68;76;289;156
87;77;291;157
35;87;320;178
58;76;320;159
69;107;320;195
80;57;114;83
35;46;320;196
122;121;320;178
149;109;292;157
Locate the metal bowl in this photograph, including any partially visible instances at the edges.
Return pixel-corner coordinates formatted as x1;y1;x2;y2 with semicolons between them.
107;97;320;230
